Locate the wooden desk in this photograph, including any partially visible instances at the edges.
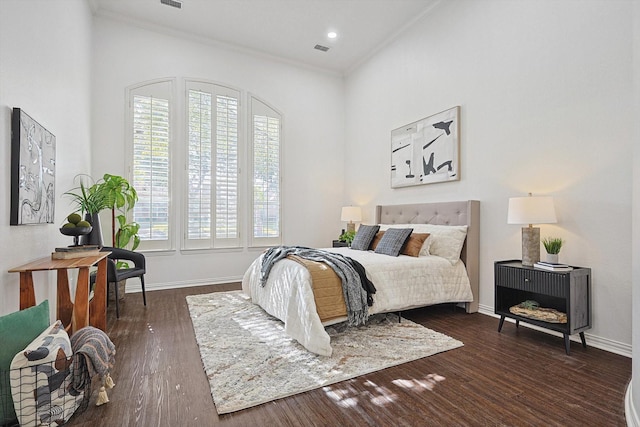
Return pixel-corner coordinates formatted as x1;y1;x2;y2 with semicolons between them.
8;252;110;334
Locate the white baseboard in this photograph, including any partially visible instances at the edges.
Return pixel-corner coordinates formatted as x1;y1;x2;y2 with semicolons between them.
124;276;244;293
626;380;640;427
478;304;631;358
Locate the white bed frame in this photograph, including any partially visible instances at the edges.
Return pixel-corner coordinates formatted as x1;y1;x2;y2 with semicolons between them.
375;200;480;313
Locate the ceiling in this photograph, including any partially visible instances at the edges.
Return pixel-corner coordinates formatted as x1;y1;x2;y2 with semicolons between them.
90;0;438;74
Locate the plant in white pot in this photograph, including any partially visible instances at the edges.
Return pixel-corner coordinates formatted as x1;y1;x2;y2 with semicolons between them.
542;237;563;264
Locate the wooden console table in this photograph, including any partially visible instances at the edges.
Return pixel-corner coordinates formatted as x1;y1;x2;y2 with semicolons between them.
8;252;110;334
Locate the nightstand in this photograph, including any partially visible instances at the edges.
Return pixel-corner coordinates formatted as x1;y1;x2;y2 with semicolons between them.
332;240;349;248
494;260;591;354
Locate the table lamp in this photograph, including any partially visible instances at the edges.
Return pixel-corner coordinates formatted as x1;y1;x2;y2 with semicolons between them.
341;206;362;233
507;193;557;266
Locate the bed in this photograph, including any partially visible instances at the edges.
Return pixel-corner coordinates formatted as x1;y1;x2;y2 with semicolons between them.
242;200;480;356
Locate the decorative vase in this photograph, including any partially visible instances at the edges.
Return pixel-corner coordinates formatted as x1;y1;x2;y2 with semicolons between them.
545;253;559;264
79;213;104;247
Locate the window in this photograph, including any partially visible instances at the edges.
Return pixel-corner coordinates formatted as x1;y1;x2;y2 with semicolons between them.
250;96;282;247
127;79;282;252
185;81;240;249
127;80;173;251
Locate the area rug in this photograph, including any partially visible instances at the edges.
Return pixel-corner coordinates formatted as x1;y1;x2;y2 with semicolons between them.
186;291;463;414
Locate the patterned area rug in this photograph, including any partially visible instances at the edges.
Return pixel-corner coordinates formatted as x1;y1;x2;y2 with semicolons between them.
186;291;463;414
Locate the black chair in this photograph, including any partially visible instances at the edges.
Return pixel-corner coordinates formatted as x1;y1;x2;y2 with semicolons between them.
101;246;146;318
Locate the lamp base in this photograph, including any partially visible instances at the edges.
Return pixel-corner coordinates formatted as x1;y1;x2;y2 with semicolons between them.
522;227;540;266
346;222;355;233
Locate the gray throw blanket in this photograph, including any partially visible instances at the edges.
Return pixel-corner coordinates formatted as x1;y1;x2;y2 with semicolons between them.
260;246;370;326
70;327;116;412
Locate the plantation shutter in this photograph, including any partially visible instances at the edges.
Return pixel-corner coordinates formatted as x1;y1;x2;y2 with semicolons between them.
185;81;240;249
129;80;173;251
250;96;282;247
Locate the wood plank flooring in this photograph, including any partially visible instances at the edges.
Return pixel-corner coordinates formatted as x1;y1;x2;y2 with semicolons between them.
66;284;631;427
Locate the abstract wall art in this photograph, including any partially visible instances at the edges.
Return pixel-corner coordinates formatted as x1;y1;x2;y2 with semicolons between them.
10;108;56;225
391;106;460;188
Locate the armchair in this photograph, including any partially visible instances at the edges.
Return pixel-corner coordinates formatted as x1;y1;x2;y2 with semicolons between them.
101;247;146;318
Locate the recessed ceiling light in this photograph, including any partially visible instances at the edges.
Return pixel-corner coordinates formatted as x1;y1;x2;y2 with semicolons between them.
327;31;337;39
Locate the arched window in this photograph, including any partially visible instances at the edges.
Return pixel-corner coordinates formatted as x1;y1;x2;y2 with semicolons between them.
249;95;282;247
126;79;282;251
127;79;174;251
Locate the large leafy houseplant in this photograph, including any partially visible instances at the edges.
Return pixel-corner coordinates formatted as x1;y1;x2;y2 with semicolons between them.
99;174;140;251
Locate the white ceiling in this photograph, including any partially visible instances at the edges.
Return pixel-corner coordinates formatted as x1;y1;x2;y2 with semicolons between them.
91;0;438;74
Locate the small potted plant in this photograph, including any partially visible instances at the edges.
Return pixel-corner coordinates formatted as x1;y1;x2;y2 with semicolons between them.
542;237;563;264
339;230;356;246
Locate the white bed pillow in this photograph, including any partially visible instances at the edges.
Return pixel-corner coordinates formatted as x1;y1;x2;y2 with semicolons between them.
379;223;468;264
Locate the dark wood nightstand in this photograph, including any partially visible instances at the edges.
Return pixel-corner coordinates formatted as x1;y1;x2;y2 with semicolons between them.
494;260;591;354
332;240;349;248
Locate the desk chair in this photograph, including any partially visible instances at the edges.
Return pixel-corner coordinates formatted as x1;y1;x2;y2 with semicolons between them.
102;247;146;318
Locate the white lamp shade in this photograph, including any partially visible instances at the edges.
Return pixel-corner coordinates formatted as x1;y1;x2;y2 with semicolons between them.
341;206;362;222
507;196;557;225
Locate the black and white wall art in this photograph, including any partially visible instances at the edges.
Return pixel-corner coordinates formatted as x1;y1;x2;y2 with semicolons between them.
10;108;56;225
391;106;459;188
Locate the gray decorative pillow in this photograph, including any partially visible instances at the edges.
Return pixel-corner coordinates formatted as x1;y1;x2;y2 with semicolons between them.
350;225;381;251
374;228;413;256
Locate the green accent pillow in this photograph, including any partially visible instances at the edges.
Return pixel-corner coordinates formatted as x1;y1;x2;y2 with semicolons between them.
0;300;50;424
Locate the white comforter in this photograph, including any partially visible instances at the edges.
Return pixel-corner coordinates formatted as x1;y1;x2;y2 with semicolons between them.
241;247;473;356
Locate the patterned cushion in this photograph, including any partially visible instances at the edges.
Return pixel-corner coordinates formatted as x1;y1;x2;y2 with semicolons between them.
350;225;380;251
401;233;430;257
374;228;413;256
10;321;84;426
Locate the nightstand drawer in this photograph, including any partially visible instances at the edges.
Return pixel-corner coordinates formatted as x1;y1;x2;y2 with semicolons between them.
495;266;568;298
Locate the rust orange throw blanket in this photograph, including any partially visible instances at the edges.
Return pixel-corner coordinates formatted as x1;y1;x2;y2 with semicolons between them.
287;255;347;323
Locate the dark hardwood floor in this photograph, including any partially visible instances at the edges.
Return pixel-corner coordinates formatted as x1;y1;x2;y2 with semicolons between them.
67;284;631;427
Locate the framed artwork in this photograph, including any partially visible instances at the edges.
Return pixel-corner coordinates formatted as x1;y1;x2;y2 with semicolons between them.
391;106;460;188
10;108;56;225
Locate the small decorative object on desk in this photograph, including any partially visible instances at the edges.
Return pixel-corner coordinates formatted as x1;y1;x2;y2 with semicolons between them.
59;213;92;246
52;246;101;260
534;261;573;272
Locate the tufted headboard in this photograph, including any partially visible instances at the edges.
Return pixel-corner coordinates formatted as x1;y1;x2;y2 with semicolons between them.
375;200;480;313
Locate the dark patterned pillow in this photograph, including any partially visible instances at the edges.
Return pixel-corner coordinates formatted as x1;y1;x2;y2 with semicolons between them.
374;228;413;256
350;225;381;251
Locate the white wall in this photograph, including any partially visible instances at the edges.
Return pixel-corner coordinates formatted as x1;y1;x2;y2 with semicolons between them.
629;0;640;423
345;0;634;353
91;16;346;289
0;1;93;317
